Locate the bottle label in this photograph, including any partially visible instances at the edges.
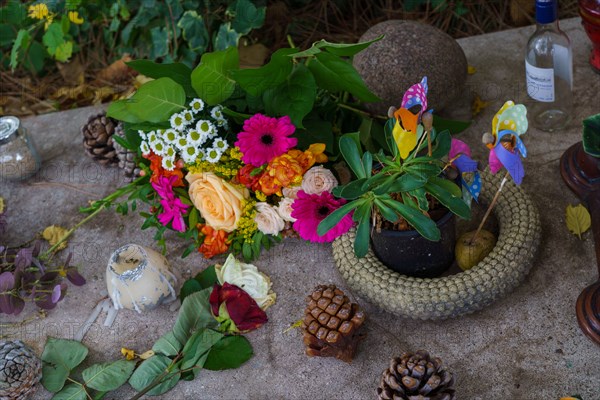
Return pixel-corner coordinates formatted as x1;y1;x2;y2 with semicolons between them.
526;60;554;102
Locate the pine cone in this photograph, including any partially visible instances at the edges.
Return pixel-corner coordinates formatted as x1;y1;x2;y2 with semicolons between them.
302;284;366;363
113;122;141;180
0;340;42;400
377;350;456;400
82;112;118;165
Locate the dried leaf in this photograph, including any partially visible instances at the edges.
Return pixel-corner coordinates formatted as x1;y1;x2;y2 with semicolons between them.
95;54;135;85
471;94;489;116
0;197;4;214
566;204;591;240
238;43;270;69
92;86;118;105
56;59;85;86
139;350;155;360
467;65;476;74
42;225;69;250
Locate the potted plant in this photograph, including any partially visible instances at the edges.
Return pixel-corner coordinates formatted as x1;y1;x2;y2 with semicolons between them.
317;78;473;278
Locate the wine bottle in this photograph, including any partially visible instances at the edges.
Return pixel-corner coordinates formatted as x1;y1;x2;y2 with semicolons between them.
525;0;573;132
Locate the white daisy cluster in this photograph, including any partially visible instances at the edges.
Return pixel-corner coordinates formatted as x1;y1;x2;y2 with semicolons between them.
138;99;230;170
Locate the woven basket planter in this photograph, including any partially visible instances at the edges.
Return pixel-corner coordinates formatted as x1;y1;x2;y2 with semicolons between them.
331;171;541;320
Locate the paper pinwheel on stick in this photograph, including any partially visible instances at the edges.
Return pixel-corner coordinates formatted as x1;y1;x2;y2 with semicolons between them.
449;138;482;206
388;77;432;159
455;101;529;271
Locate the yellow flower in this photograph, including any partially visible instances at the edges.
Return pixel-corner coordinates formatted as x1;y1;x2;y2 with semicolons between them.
44;13;54;30
255;191;267;202
121;348;135;360
471;94;489;117
28;3;49;20
68;11;84;24
42;225;69;251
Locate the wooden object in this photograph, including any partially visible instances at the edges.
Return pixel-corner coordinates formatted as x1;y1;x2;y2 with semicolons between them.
560;141;600;345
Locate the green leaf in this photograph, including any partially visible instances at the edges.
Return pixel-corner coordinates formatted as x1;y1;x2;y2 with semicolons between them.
339;135;366;178
82;360;135;392
386;174;426;193
429;176;462;198
332;178;368;200
317;35;384;57
41;338;89;392
214;22;241;51
204;336;253;370
362;152;373;177
172;288;218;345
119;78;186;123
180;278;202;301
231;48;297;97
383;198;440;241
51;383;87;400
374;198;400;223
54;41;73;62
178;10;208;53
10;29;30;70
263;63;316;128
432;114;472;134
583;113;600;157
307;52;380;102
112;134;133;151
384;118;398;157
23;41;45;74
0;24;16;47
43;23;66;57
293;113;333;152
317;198;363;236
194;265;218;289
191;46;239;105
150;26;169;59
359;117;386;154
424;180;471;220
431;129;452;159
107;101;143;124
127;62;192;90
231;0;266;34
152;331;183;357
128;355;180;396
353;201;372;257
0;1;26;25
180;329;223;377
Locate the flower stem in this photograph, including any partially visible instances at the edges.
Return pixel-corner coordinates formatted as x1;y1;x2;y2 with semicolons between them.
337;103;387;120
469;171;510;245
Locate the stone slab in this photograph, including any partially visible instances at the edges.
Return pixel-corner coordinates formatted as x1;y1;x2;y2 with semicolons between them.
1;18;599;400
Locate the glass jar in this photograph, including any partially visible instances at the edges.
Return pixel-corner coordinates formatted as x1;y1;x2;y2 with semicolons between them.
106;244;179;313
0;116;41;181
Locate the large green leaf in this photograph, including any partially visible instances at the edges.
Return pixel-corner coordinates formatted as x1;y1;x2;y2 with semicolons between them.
291;35;383;58
128;355;180;396
107;101;143;123
213;22;241;51
231;48;297;97
178;10;208;53
0;24;16;47
42;23;65;57
204;336;253;370
172;288;218;345
263;63;316;128
231;0;266;34
382;198;440;241
10;29;30;70
126;60;194;97
339;135;366;178
153;331;183;357
194;265;218;289
386;173;426;193
111;78;186;123
332;178;369;200
0;1;27;25
150;26;169;59
51;383;86;400
431;129;452;159
353;201;372;257
293;114;334;152
41;338;89;392
191;46;239;105
307;52;380;102
424;180;471;220
432;114;472;135
180;329;223;377
82;360;135;392
317;198;363;236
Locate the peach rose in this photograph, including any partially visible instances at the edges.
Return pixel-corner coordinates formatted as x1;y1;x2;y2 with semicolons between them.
254;202;285;236
186;172;249;232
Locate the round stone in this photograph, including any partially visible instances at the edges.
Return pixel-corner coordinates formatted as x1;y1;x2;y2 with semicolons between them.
353;20;468;114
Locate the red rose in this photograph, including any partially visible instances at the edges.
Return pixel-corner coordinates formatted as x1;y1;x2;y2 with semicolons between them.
209;282;268;333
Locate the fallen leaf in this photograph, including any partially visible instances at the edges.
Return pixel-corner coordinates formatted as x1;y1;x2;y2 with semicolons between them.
139;350;155;360
239;43;270;69
56;59;85;86
42;225;69;250
566;204;591;239
92;86;118;105
95;54;135;85
467;65;477;75
0;197;4;213
471;94;489;116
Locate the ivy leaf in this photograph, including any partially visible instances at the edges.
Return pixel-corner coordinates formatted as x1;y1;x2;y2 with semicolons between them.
191;46;239;105
128;355;180;396
126;60;195;97
231;48;297;97
213;22;241;51
172;288;218;345
41;338;89;392
50;383;87;400
204;336;253;370
82;360;135;391
152;331;183;357
231;0;266;34
177;10;208;53
150;26;169;59
307;52;380;102
263;63;316;128
115;78;186;123
566;204;591;240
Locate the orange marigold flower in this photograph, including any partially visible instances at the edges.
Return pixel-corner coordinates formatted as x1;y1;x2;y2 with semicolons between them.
146;153;184;187
267;153;304;187
198;224;230;259
236;164;262;191
258;173;281;196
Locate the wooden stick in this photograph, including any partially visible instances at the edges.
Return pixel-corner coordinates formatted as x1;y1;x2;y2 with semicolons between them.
469;171;510;245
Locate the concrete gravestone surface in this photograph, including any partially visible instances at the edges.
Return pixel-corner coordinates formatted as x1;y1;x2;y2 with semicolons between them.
1;18;599;399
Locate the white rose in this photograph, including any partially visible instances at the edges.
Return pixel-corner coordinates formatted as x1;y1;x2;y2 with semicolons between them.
276;197;297;222
254;202;285;236
282;185;301;199
301;166;338;194
216;254;276;310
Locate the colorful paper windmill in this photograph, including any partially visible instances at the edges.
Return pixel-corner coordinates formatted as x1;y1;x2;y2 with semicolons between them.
392;77;429;159
449;138;481;204
485;101;528;185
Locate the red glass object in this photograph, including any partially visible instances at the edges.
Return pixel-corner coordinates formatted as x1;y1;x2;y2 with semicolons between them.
580;0;600;73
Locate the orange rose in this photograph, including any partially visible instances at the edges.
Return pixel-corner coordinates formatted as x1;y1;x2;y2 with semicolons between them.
198;224;230;259
267;153;304;187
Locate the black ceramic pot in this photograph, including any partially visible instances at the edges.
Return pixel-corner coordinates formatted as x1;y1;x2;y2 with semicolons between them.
370;211;456;278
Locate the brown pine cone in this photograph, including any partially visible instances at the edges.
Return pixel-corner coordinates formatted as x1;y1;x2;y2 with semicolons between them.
377;350;456;400
82;112;118;165
113;122;141;180
302;284;366;363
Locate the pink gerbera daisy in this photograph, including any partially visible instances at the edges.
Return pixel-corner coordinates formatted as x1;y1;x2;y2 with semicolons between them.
151;175;190;232
235;114;297;167
291;190;353;243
